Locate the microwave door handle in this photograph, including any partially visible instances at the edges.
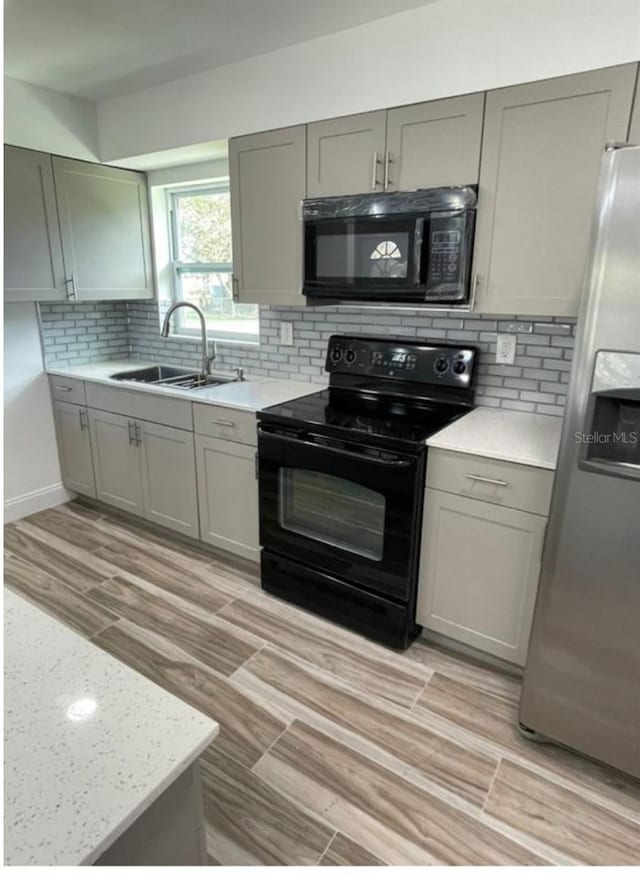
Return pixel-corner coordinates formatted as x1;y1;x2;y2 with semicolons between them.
258;428;414;468
414;218;425;288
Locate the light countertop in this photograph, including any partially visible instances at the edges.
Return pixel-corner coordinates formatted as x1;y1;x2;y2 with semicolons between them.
47;358;320;412
427;407;563;470
4;590;218;866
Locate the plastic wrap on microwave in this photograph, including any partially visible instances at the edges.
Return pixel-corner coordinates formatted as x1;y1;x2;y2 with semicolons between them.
302;186;477;220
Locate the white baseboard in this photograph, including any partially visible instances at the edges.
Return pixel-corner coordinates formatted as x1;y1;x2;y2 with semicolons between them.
3;483;75;524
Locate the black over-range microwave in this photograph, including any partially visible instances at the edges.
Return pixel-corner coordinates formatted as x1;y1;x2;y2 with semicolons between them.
302;186;476;305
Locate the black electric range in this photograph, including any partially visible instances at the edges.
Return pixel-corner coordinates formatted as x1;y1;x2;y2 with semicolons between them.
256;334;478;649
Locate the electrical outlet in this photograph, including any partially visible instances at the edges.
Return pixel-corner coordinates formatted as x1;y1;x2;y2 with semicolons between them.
496;333;517;365
280;321;293;345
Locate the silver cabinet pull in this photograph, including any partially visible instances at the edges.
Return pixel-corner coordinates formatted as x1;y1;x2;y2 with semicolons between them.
371;150;380;189
78;408;88;431
64;274;77;300
127;421;136;445
54;384;72;392
232;276;239;302
470;273;479;310
466;474;508;487
254;452;259;480
383;151;392;190
210;418;235;428
134;422;142;446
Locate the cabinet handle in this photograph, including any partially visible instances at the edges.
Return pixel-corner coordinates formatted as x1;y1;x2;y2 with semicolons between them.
383;151;392;190
210;418;235;428
466;474;509;487
371;150;380;190
135;422;142;446
255;452;259;480
78;408;88;431
54;385;72;392
64;275;77;300
232;276;239;302
127;421;136;445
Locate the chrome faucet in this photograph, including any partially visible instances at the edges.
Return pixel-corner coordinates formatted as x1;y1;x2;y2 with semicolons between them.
160;301;216;376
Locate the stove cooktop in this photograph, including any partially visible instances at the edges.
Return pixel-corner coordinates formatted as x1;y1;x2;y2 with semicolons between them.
258;387;470;448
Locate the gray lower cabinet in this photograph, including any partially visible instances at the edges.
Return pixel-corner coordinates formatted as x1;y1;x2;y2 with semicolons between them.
195;434;259;562
417;488;547;666
385;93;484;190
88;409;144;515
52;400;96;497
4;146;66;301
88;408;199;536
138;420;199;538
307;110;387;196
473;63;638;316
229;125;306;305
52;157;154;301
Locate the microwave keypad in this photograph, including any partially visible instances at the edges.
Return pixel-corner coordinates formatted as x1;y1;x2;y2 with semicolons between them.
426;214;466;295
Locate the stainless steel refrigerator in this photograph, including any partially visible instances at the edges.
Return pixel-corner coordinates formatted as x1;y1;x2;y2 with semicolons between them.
520;144;640;779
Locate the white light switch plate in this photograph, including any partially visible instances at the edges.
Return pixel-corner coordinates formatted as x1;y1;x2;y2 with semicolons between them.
280;321;293;345
496;333;516;364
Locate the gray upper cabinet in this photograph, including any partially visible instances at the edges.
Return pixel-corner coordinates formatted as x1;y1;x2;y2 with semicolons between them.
385;94;484;190
307;111;387;196
53;400;96;497
4;146;66;302
53;157;154;301
473;64;638;316
230;125;306;305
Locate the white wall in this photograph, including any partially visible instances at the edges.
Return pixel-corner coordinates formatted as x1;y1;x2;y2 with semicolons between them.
3;304;71;522
98;0;640;161
4;76;99;160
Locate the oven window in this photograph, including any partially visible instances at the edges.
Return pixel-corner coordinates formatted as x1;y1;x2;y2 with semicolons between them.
279;469;386;561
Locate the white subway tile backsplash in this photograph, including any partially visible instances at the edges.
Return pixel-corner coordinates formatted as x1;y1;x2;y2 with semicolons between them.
39;301;575;417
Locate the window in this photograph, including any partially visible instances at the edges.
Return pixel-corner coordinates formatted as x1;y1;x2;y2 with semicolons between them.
168;184;259;343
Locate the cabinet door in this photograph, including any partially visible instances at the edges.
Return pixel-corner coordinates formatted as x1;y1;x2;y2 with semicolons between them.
386;94;484;191
4;146;66;301
307;110;387;196
52;401;96;497
138;420;199;538
229;125;306;305
474;64;637;316
52;157;154;301
88;408;144;515
417;488;546;666
195;434;259;562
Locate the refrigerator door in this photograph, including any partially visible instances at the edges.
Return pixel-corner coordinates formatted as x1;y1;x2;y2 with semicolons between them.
520;146;640;778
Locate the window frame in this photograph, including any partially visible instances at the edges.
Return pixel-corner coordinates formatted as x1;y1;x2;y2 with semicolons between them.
166;182;259;345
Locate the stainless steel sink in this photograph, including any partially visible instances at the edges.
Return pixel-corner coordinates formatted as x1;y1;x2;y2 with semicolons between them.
110;365;241;391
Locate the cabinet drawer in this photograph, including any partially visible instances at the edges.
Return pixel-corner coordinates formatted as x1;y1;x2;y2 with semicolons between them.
85;383;192;430
426;448;553;516
193;403;256;446
49;375;86;405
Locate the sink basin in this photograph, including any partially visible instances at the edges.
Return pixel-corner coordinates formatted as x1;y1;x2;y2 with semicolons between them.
111;365;199;384
110;365;241;391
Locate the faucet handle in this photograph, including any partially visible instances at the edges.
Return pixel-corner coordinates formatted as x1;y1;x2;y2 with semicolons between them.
234;367;245;382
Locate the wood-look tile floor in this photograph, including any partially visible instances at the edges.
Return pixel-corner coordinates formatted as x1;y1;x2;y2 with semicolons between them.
5;501;640;866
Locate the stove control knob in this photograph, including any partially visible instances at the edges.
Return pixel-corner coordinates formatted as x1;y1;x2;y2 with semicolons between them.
453;359;466;375
434;356;449;374
345;348;357;365
330;345;343;364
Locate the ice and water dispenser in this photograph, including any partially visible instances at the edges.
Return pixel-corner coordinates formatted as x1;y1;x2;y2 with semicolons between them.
580;351;640;479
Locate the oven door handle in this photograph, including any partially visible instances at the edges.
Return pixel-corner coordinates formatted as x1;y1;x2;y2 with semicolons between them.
258;427;416;468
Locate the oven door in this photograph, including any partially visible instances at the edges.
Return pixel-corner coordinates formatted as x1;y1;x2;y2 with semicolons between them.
303;215;425;301
257;424;425;602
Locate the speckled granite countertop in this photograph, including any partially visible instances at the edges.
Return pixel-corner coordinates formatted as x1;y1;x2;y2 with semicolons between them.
47;358;320;412
3;590;218;866
427;407;563;470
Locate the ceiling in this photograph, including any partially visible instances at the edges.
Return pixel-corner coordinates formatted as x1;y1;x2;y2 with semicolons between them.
5;0;435;100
